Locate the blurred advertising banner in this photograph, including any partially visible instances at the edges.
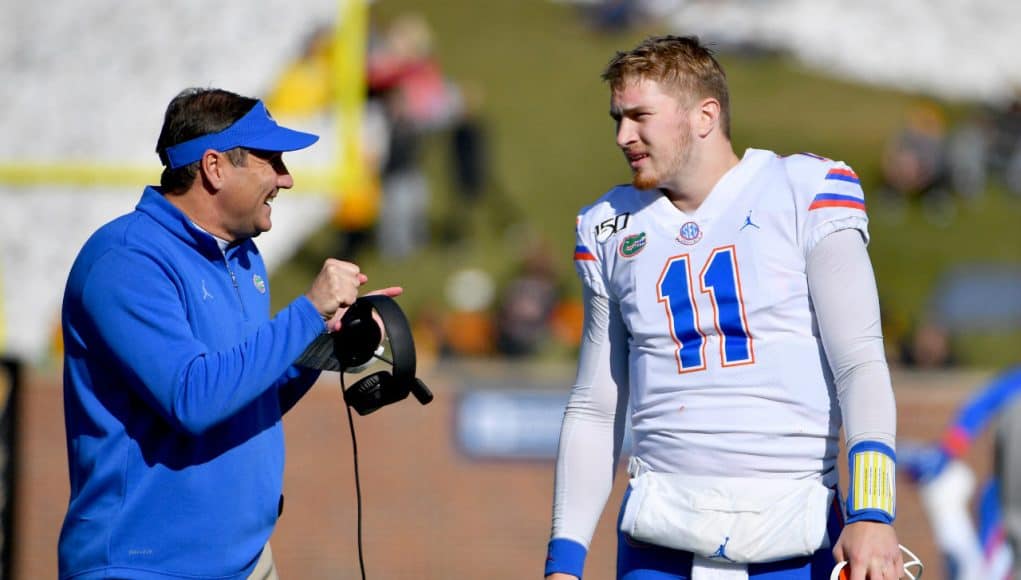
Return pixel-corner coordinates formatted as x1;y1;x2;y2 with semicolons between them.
455;390;631;460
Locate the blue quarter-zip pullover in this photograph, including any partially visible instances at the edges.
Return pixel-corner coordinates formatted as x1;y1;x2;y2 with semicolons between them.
59;187;325;579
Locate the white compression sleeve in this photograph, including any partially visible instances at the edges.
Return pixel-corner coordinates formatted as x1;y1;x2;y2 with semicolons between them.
550;286;630;545
807;228;896;450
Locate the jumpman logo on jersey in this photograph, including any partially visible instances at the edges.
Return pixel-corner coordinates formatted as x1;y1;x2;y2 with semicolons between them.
740;211;760;231
201;280;214;301
708;536;736;562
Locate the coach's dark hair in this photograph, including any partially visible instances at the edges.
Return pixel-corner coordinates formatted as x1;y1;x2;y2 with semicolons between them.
155;88;256;193
602;35;731;139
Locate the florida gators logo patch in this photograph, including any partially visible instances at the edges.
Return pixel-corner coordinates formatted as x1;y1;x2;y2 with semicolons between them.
252;274;267;294
619;232;647;257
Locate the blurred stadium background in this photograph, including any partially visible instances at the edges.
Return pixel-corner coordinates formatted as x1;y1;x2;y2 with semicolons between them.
3;0;1020;578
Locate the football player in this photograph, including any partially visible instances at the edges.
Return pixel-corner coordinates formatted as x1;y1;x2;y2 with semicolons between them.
545;36;904;580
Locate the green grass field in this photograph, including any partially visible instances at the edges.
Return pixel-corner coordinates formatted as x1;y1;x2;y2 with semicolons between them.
272;1;1021;367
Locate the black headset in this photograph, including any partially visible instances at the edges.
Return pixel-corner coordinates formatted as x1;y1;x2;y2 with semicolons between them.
332;295;433;415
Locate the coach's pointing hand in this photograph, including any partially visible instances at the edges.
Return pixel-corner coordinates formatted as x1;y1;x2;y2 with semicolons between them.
325;286;404;333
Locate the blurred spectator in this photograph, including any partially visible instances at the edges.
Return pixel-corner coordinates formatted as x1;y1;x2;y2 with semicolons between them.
945;112;990;201
441;268;497;357
945;96;1021;203
899;317;957;369
441;82;497;244
265;14;467;261
878;101;949;207
450;87;487;206
368;13;464;259
368;14;462;131
374;88;429;259
987;95;1021;197
494;242;563;357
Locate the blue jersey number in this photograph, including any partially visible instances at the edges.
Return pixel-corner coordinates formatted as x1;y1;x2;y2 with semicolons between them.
656;245;754;373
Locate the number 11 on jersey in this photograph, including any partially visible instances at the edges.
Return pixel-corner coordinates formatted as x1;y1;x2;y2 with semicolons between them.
656;245;754;373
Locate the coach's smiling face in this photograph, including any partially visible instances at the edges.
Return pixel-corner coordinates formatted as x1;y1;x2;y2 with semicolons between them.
211;148;293;241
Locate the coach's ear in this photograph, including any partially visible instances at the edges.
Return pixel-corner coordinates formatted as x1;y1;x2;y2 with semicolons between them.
199;149;227;191
693;97;722;139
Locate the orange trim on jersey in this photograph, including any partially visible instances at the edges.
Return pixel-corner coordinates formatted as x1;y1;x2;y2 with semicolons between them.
574;244;596;261
809;199;866;211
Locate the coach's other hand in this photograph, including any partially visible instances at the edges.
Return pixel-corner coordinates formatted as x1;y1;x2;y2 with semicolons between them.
305;260;404;332
305;259;367;322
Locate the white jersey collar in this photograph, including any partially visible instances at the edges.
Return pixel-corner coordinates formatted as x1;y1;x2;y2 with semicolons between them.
653;148;774;221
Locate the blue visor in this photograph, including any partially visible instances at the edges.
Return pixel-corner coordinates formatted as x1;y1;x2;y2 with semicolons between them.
162;101;319;169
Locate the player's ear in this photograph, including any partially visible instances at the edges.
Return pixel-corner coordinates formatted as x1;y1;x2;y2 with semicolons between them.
694;97;721;139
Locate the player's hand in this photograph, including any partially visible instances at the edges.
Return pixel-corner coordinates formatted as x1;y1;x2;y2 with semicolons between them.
832;521;903;579
325;286;404;333
545;574;580;580
304;259;367;323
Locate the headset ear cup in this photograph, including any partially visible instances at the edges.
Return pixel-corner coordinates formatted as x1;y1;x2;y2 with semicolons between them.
335;295;431;414
343;371;410;416
344;371;391;415
333;301;383;370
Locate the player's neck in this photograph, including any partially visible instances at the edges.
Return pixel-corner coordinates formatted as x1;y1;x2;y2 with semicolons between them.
661;143;740;214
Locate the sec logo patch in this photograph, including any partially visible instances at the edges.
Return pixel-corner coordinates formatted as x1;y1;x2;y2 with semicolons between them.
676;221;702;245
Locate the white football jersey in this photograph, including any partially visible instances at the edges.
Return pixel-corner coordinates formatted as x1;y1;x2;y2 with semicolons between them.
573;148;869;484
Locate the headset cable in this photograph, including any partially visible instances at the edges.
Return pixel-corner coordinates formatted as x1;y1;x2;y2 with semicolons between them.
341;373;368;580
